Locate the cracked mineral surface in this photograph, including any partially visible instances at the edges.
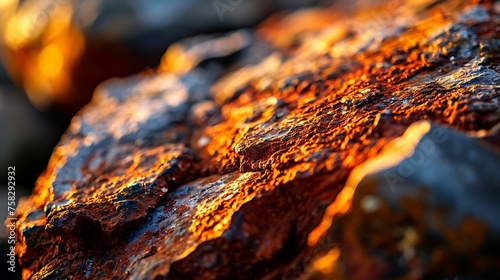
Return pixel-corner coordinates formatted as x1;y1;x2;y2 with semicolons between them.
10;0;500;279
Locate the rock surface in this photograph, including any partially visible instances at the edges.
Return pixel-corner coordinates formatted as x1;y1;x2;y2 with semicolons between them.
11;0;500;279
302;121;500;280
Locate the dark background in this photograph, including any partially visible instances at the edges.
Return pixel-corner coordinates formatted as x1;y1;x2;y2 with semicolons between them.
0;59;66;280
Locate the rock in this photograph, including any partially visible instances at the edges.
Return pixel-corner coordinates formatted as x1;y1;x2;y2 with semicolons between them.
10;0;500;279
45;143;197;248
303;121;500;280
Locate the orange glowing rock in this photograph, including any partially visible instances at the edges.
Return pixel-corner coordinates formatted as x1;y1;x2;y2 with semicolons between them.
10;0;500;279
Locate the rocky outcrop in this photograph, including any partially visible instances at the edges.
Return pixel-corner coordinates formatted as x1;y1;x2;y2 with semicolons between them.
11;0;500;279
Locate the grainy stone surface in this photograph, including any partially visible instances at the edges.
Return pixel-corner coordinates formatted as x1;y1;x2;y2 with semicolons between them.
10;0;500;279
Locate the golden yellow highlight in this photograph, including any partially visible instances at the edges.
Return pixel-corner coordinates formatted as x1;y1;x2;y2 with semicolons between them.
4;10;37;48
159;43;198;74
38;43;63;78
346;120;431;192
308;121;432;246
308;186;353;246
1;0;85;109
311;248;340;274
189;173;257;242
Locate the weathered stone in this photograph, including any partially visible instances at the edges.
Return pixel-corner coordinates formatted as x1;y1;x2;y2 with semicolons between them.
303;121;500;279
10;0;500;279
45;143;197;248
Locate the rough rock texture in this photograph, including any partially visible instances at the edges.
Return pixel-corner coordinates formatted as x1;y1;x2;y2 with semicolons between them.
11;0;500;279
301;121;500;280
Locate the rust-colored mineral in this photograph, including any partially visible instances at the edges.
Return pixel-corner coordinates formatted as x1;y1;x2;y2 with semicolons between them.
11;0;500;279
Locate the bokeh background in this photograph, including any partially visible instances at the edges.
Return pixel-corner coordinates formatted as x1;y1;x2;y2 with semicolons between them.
0;0;337;279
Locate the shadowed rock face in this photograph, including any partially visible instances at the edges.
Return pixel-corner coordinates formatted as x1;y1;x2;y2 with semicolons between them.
11;0;500;279
303;121;500;280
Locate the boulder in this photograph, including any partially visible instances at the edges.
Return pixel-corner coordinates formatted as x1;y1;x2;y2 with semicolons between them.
11;0;500;279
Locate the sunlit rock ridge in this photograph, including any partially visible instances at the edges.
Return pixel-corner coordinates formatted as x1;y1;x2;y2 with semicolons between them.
12;0;500;279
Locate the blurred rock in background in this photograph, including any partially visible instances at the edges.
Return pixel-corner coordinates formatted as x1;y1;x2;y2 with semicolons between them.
0;0;335;115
